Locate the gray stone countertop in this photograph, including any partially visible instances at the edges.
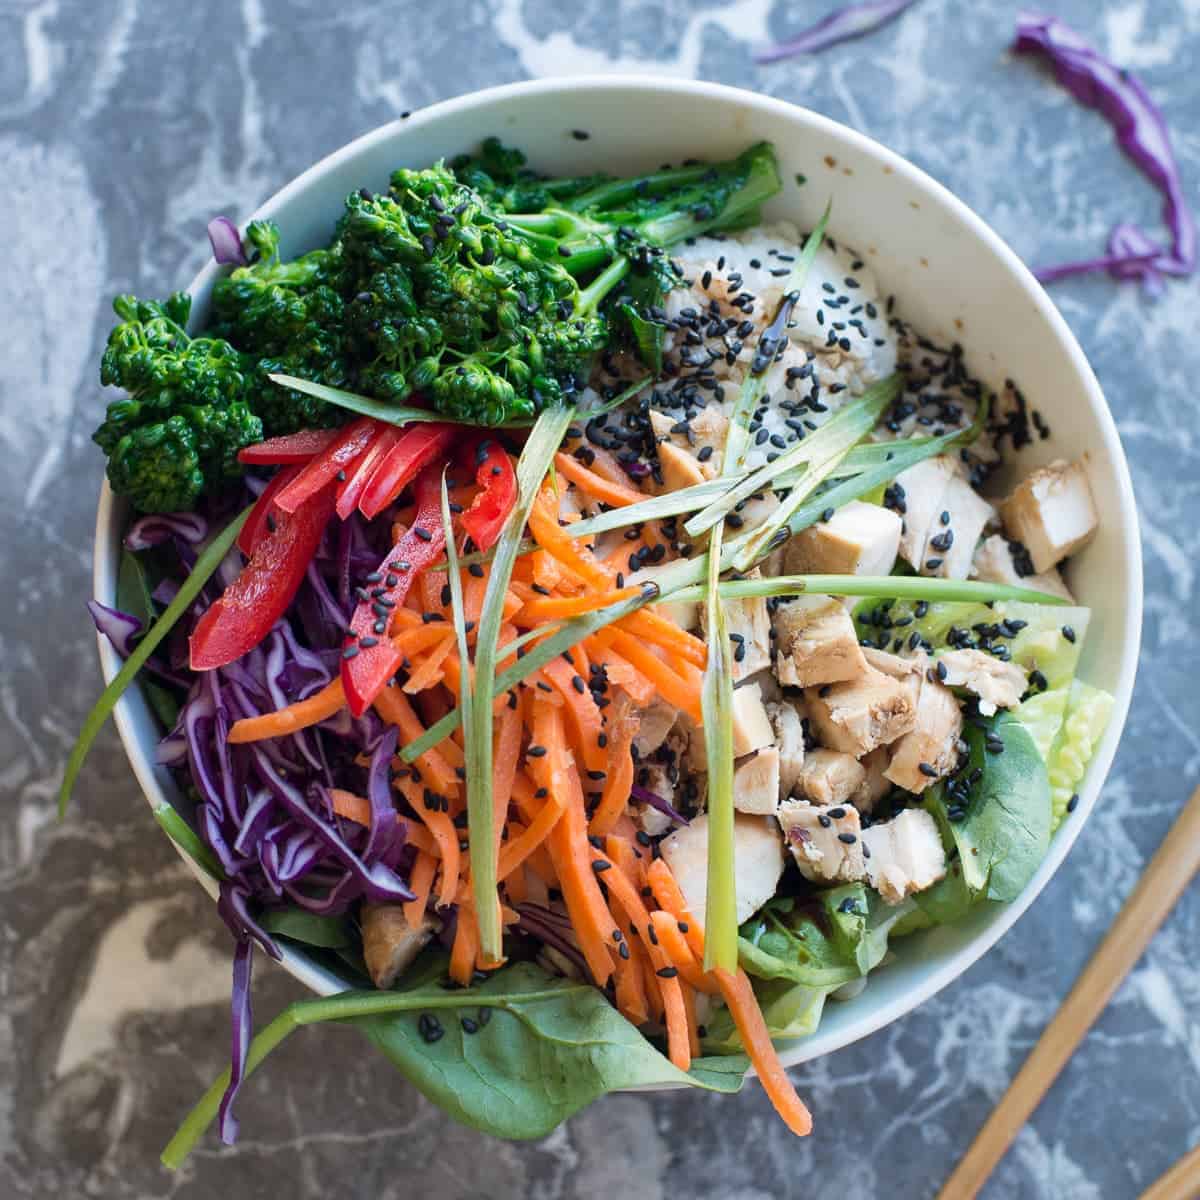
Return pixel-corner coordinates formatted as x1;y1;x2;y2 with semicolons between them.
2;1;1199;1196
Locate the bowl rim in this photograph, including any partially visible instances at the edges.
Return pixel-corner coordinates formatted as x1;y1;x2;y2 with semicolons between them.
92;73;1143;1074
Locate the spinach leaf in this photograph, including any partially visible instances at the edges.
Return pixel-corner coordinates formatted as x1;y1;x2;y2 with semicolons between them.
258;908;355;949
117;549;182;729
703;978;829;1053
162;958;746;1165
616;301;667;374
927;711;1051;903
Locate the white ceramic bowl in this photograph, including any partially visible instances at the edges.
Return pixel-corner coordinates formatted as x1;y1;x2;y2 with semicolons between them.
93;77;1142;1073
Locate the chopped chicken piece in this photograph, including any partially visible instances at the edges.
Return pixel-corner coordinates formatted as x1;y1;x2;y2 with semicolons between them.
893;455;958;570
628;560;699;630
631;762;676;837
702;569;771;681
925;472;996;579
767;698;807;800
771;594;867;688
632;697;678;758
735;489;781;535
884;666;963;793
361;905;439;990
862;646;922;685
660;812;784;924
670;712;707;774
742;668;783;704
861;807;947;904
656;440;707;493
937;649;1029;716
1000;458;1099;573
855;747;892;813
793;748;867;806
777;799;866;884
732;680;775;757
782;500;902;578
805;666;917;756
649;406;727;482
971;534;1074;602
733;746;781;815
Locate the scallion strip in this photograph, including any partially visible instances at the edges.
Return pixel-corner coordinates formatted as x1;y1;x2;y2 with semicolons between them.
153;802;226;880
468;404;577;960
60;505;251;818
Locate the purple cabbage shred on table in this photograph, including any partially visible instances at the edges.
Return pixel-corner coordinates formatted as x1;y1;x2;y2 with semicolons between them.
1014;12;1196;294
755;0;919;64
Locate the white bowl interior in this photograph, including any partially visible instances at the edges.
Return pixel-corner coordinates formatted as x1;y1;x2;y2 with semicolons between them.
94;77;1141;1070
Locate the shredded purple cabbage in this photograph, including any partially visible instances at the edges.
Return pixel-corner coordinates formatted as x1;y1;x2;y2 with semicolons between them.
1014;12;1196;292
124;511;208;551
630;783;690;827
514;904;588;976
208;216;248;267
756;0;919;64
87;600;142;658
217;937;253;1144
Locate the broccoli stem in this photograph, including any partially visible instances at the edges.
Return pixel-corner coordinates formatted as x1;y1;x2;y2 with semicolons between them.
561;161;718;213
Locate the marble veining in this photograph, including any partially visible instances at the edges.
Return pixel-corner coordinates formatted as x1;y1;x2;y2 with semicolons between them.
1;1;1197;1195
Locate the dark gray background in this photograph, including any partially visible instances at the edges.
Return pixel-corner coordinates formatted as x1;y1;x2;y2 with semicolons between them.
3;1;1198;1196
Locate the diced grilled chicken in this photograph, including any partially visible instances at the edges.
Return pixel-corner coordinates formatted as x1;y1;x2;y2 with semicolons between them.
772;594;867;688
805;666;917;757
649;406;728;480
884;665;964;793
732;680;775;757
855;747;892;813
631;762;676;837
793;748;867;806
632;696;678;758
1000;458;1099;573
628;560;700;630
656;441;707;492
861;807;947;904
660;812;785;924
783;500;902;579
777;799;866;884
733;746;781;815
767;698;807;800
925;472;996;579
361;905;439;990
893;456;958;571
702;568;771;681
936;649;1029;716
971;534;1074;602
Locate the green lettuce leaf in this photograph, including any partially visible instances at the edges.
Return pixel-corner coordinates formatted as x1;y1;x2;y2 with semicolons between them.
1047;681;1114;832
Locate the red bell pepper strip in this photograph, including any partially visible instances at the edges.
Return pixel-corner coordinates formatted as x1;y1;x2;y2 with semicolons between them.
357;423;456;520
459;439;518;553
274;417;378;514
190;482;336;671
237;428;340;465
341;464;447;716
237;464;304;557
335;426;402;520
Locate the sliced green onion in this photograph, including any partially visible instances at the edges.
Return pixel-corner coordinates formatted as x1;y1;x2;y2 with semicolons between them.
153;802;225;880
61;506;251;818
468;404;577;960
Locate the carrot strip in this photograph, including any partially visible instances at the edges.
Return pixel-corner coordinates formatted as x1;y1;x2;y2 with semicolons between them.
492;702;523;850
519;585;645;622
329;787;371;827
609;632;702;721
227;678;345;743
646;859;708;961
392;623;455;660
449;902;479;987
373;686;460;797
499;791;565;880
586;638;656;707
617;610;707;668
531;548;565;592
568;442;636;488
503;856;529;905
402;635;455;694
554;452;646;507
540;658;606;776
528;481;614;590
680;979;701;1060
529;699;615;987
589;692;639;837
395;776;460;908
613;927;651;1027
649;911;720;995
402;850;437;928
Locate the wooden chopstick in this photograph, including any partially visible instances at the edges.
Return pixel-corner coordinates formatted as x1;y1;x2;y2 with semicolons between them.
938;781;1200;1200
1138;1142;1200;1200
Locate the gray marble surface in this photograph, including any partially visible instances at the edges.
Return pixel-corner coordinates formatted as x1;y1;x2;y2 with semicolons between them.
2;1;1199;1196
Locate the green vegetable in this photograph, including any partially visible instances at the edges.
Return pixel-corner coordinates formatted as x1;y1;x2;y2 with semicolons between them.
1046;681;1114;831
467;405;576;959
153;802;225;880
257;908;355;949
61;507;250;817
162;958;747;1165
116;550;182;728
94;294;264;512
703;978;829;1053
926;711;1051;903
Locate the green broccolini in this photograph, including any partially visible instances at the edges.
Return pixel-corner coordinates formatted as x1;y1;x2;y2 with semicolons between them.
93;140;782;509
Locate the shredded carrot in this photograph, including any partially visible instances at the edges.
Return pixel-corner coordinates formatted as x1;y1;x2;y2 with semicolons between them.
568;442;636;488
528;481;614;590
646;859;708;962
227;678;345;743
680;979;701;1060
609;631;703;721
420;568;447;615
616;610;707;668
519;585;645;623
392;622;455;660
529;698;615;988
403;850;437;928
402;634;456;694
449;901;479;987
612;923;651;1026
329;787;371;827
395;777;460;908
589;692;639;837
586;638;656;707
503;856;529;905
492;702;523;849
499;789;565;880
539;658;606;776
554;452;646;507
373;686;460;797
649;911;720;995
531;548;566;592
